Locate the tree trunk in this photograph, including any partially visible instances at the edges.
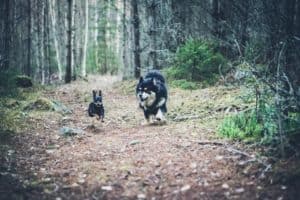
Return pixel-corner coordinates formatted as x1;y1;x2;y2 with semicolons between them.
26;0;31;76
122;0;129;78
240;1;250;55
132;0;141;78
71;0;76;80
212;0;220;37
49;0;63;81
40;0;45;85
65;0;73;83
44;0;51;84
284;0;296;74
3;0;11;70
147;0;158;69
81;0;88;77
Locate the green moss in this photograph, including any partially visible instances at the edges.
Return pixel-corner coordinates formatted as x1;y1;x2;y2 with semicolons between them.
24;97;54;111
170;79;199;90
15;75;33;88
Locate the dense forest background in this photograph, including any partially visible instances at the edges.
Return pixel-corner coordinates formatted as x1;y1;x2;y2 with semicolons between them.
1;0;299;82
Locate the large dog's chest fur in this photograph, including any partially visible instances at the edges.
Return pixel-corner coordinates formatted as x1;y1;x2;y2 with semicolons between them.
140;92;156;108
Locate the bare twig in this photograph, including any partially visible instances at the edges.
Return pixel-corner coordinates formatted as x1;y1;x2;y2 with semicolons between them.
234;38;243;58
218;64;225;83
173;115;204;122
192;140;225;146
276;42;286;157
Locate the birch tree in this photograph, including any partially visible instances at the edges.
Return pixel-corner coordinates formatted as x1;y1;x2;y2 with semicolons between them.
81;0;89;77
49;0;63;81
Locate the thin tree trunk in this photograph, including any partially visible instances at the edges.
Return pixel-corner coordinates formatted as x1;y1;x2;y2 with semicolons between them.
65;0;73;83
49;0;63;81
3;0;10;70
44;0;50;83
147;0;158;69
26;0;31;76
71;0;76;80
284;0;296;73
240;1;250;55
36;0;41;82
132;0;141;78
212;0;220;37
81;0;88;77
40;0;45;85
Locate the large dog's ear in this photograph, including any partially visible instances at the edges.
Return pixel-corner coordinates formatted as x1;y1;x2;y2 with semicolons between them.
92;90;97;101
99;90;102;97
152;78;157;86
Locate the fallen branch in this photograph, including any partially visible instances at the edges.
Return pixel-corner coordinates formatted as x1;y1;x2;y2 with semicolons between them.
172;114;205;122
192;140;225;146
194;141;272;174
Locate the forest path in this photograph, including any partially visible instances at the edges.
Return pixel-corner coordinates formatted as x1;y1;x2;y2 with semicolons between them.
4;76;286;199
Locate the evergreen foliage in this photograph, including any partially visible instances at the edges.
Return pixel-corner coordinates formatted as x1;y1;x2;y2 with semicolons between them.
166;39;227;87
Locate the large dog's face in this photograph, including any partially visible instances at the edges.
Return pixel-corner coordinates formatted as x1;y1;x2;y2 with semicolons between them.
136;77;157;106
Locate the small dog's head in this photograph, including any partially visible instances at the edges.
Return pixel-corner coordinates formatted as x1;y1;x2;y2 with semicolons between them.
136;77;158;102
92;90;103;106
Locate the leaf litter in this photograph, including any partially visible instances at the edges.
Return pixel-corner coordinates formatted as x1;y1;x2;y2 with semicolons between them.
0;75;292;200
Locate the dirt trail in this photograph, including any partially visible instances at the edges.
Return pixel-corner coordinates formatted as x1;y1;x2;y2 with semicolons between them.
0;76;290;199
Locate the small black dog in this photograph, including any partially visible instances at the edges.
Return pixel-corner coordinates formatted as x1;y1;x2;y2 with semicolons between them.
136;70;168;124
88;90;105;122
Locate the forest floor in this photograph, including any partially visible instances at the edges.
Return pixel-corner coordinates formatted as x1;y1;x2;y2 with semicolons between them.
1;76;299;200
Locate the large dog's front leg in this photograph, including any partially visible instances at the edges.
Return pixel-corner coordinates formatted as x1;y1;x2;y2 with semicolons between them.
142;110;155;125
155;108;166;124
156;98;166;108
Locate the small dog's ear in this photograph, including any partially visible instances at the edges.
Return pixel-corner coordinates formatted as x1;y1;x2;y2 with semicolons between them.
92;90;96;100
139;77;143;83
99;90;102;96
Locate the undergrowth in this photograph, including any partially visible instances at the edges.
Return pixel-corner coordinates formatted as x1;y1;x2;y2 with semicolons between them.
165;39;227;89
218;70;300;151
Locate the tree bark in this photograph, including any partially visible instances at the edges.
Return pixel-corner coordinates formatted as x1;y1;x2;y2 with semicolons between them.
49;0;63;81
132;0;141;78
40;0;45;85
26;0;31;76
71;0;76;80
284;0;296;73
147;0;158;69
212;0;220;37
65;0;73;83
81;0;88;77
3;0;11;70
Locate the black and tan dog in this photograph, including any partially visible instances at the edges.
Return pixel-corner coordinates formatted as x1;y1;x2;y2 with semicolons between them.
88;90;105;122
136;70;168;124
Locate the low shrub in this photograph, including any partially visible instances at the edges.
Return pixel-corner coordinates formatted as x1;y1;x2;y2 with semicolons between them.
166;39;227;86
218;110;263;141
170;79;198;90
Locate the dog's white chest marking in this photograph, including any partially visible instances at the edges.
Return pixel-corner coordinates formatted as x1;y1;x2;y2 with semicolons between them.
144;92;156;107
